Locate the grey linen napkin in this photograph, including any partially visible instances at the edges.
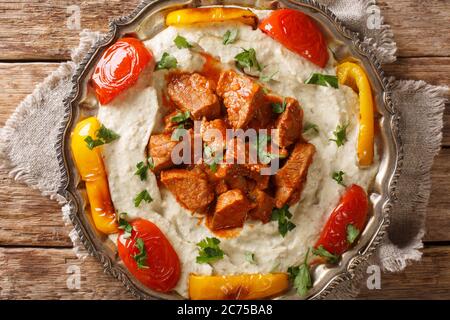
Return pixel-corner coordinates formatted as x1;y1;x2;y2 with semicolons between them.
0;0;447;298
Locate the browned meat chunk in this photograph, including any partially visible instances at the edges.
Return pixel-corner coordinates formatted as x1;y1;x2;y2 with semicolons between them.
200;118;228;152
274;142;316;208
148;134;179;172
248;189;275;223
212;189;252;230
216;70;265;129
167;73;220;120
274;98;303;148
160;169;214;212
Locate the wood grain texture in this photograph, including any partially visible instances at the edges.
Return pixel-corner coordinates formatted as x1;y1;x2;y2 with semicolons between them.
0;0;449;60
1;246;449;299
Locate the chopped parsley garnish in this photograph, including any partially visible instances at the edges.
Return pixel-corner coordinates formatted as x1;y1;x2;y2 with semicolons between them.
170;111;191;124
223;29;239;45
171;126;188;141
147;157;155;170
133;238;148;269
118;212;133;239
303;122;319;136
260;70;278;83
134;161;152;181
133;190;152;207
254;134;286;164
234;48;262;72
196;237;224;264
347;224;360;244
203;144;222;173
245;251;257;264
272;99;287;114
332;170;346;186
288;249;312;297
155;52;178;70
305;73;339;89
174;35;192;49
271;205;296;237
330;123;349;147
84;124;120;150
312;245;339;264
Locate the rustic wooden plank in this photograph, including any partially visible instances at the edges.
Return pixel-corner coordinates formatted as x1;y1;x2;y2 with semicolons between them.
377;0;450;58
0;246;448;299
358;245;450;299
0;247;133;299
0;0;449;60
0;61;448;245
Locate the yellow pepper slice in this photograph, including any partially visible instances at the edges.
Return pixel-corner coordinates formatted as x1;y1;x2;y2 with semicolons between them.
166;7;258;28
71;117;118;234
336;62;375;166
189;273;289;300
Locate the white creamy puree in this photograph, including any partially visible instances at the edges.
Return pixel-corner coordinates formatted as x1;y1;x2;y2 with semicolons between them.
96;10;379;298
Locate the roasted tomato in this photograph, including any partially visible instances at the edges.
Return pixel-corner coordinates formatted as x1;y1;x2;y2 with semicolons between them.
166;7;258;28
117;218;181;292
91;37;154;105
259;9;329;68
189;273;289;300
315;184;369;255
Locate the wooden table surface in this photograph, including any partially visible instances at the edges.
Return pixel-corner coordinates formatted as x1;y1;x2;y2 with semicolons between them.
0;0;449;300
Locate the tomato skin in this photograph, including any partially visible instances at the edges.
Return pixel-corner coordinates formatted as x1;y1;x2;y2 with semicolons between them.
259;9;329;68
117;218;181;292
92;37;154;105
315;185;369;255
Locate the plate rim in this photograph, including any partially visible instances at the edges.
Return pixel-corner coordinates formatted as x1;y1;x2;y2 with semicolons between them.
55;0;402;300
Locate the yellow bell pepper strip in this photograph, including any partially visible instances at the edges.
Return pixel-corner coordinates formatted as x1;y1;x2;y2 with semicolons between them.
189;273;289;300
336;62;375;166
71;117;118;234
166;7;258;28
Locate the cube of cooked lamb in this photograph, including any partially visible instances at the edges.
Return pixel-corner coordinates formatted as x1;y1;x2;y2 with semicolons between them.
211;189;252;230
274;97;303;148
248;189;275;223
148;133;179;172
167;73;221;120
216;70;265;129
200;118;228;152
160;169;214;212
274;142;316;208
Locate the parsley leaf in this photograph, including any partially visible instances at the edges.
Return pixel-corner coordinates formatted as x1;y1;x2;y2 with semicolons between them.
254;134;286;164
271;205;296;237
288;249;312;296
235;48;262;72
134;161;151;181
171;126;188;141
312;245;339;264
332;170;346;186
330;123;348;147
196;237;224;264
170;111;191;124
133;190;152;207
118;212;133;239
347;224;360;244
148;157;155;170
174;35;192;49
155;52;178;70
272;99;287;114
203;144;222;173
84;124;120;150
303;122;319;136
223;29;239;45
305;73;339;89
133;238;148;269
260;70;278;83
245;251;256;264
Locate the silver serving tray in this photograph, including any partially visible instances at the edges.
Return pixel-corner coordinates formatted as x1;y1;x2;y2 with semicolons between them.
56;0;402;300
